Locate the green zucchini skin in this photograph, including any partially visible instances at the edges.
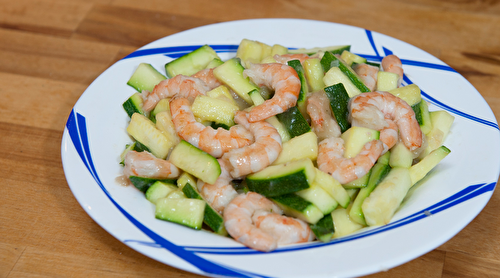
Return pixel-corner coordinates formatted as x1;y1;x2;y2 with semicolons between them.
247;169;311;197
324;83;351;133
271;193;323;224
310;213;335;242
321;51;371;93
123;93;146;118
276;106;311;139
287;59;309;119
129;176;176;193
165;45;220;78
181;182;227;235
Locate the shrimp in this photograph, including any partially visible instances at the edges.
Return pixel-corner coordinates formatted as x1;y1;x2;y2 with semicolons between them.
306;90;341;141
349;91;422;151
317;137;384;184
192;68;223;90
352;63;379;92
273;53;311;65
142;75;210;112
197;159;238;214
243;63;301;122
382;54;404;86
224;192;313;252
169;98;254;158
221;111;282;178
123;151;180;179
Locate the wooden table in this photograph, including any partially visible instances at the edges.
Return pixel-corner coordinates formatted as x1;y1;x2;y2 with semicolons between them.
1;0;499;277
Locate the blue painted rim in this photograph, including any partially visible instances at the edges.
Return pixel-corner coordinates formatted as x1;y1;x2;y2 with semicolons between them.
65;27;499;277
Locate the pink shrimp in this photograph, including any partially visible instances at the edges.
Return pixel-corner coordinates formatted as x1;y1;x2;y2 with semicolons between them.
123;151;180;179
317;137;384;184
352;63;379;92
306;90;341;141
382;54;404;86
197;159;238;214
221;111;282;178
192;68;223;90
142;75;210;112
349;91;422;151
224;192;313;252
243;63;301;122
169;98;254;158
273;53;311;64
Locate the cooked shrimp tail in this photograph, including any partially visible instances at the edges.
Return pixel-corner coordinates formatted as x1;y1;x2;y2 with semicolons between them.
352;63;379;92
381;54;404;86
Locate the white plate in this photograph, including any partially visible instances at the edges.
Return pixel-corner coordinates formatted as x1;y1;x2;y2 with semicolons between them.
61;19;500;278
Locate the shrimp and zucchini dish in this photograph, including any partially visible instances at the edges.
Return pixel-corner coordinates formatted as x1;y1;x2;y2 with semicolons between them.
119;39;454;252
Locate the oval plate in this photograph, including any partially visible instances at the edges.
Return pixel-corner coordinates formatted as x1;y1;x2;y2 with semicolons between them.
61;18;500;278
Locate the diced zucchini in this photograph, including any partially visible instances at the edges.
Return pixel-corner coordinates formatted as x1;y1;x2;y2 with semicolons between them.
340;50;367;66
155;198;206;230
410;146;450;186
155;111;181;148
388;84;421;107
176;172;198;190
145;181;179;204
287;60;309;120
271;44;288;56
180;180;228;236
192;95;240;127
271;194;324;224
362;167;412;226
149;98;171;122
272;131;318;165
123;92;147;118
377;71;399;91
205;58;224;69
349;161;391;226
296;181;338;215
246;158;316;197
236;39;266;68
213;58;256;104
412;100;432;134
165;45;220;78
128;176;176;193
418;111;455;158
342;171;370;189
345;188;360;199
313;168;351;208
389;142;413;168
310;213;335;242
166;189;187;199
340;126;380;159
127;63;167;93
276;106;311;139
324;83;351;133
303;58;325;92
331;207;364;238
206;85;238;106
289;45;350;56
127;113;175;159
169;140;221;184
321;51;370;96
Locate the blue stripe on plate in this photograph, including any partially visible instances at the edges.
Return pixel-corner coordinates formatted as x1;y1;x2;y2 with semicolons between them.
65;109;271;278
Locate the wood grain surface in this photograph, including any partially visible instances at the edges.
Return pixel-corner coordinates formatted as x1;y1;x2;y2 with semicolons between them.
1;0;499;277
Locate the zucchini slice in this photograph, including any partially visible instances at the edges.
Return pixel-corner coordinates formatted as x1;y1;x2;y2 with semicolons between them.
287;59;309;120
321;51;371;96
272;131;318;165
410;146;450;186
289;45;350;56
123;92;147;118
155;198;206;230
276;106;311;139
271;194;324;224
213;58;257;104
324;83;351;133
129;176;176;193
165;45;220;78
310;213;335;242
127;63;166;93
246;158;316;197
126;113;175;159
145;181;179;204
169;140;221;184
